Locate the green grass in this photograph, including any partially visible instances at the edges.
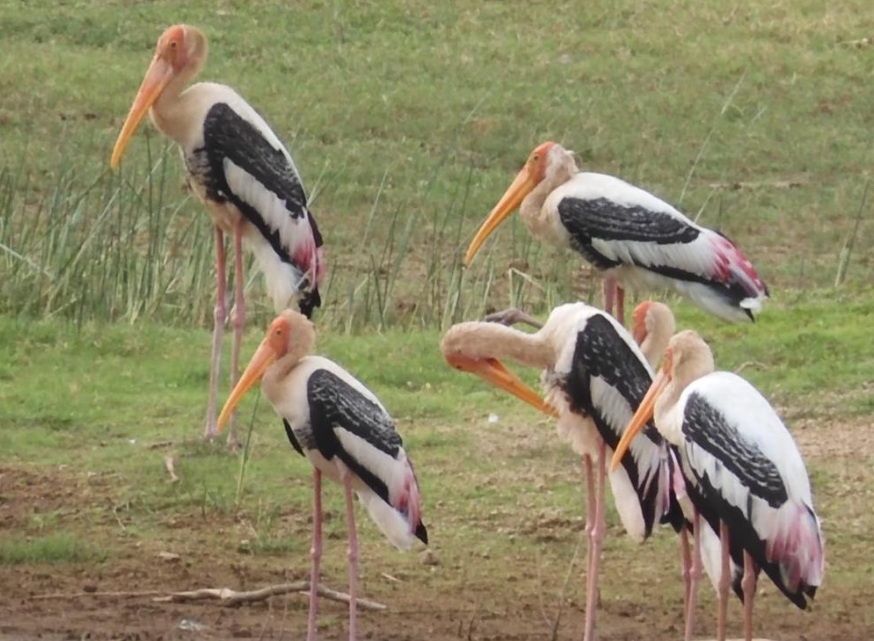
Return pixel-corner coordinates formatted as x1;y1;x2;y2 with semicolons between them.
0;298;871;636
0;2;872;637
0;533;107;565
0;0;872;329
1;289;871;545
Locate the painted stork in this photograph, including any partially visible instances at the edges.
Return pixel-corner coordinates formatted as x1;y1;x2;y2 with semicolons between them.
611;330;824;641
216;310;427;641
111;24;325;443
441;301;680;641
631;302;735;639
463;141;768;325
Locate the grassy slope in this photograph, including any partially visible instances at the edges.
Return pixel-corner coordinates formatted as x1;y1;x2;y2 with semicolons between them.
0;0;872;328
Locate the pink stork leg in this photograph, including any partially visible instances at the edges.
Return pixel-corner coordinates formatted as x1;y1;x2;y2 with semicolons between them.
716;521;731;641
602;276;626;326
680;526;693;640
616;286;626;327
684;510;702;641
227;219;246;449
582;442;608;641
581;454;596;607
343;473;359;641
603;276;616;318
307;469;323;641
741;552;757;641
204;226;227;440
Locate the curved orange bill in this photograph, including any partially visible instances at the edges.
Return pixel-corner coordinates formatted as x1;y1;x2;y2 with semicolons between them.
110;56;175;169
463;166;536;267
445;353;558;417
216;338;279;431
610;369;670;471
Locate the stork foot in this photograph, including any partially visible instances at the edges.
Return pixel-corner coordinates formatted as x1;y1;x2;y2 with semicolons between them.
483;307;543;329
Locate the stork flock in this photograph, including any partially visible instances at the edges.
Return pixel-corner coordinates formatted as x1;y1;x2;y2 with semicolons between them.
111;24;825;641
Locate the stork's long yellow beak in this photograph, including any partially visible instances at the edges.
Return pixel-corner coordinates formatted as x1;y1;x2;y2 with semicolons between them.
444;353;558;417
463;166;537;267
610;369;670;471
110;56;175;169
216;338;279;431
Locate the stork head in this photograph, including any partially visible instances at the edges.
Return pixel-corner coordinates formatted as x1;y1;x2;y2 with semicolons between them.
463;141;577;266
631;300;676;368
110;25;208;169
440;323;558;417
216;310;315;431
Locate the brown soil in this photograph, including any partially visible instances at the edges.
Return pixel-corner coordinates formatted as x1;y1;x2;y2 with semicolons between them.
1;440;871;641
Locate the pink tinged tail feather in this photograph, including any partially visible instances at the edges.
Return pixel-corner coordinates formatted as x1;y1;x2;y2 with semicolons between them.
764;502;824;601
358;452;427;550
709;233;769;303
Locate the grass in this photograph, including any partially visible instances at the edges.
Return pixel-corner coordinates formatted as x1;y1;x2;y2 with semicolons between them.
0;300;872;636
0;1;872;637
0;533;107;565
0;289;871;550
0;0;872;330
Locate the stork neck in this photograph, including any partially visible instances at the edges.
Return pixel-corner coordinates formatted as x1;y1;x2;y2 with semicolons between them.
149;67;202;144
519;163;575;240
475;323;554;369
261;338;316;401
640;326;670;369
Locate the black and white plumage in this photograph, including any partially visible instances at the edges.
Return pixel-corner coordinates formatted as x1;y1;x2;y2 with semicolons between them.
612;330;824;641
541;307;676;540
191;100;324;315
111;24;324;442
464;141;768;324
217;310;427;641
441;301;679;641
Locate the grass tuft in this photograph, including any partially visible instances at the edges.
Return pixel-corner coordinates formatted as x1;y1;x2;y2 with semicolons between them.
0;533;108;566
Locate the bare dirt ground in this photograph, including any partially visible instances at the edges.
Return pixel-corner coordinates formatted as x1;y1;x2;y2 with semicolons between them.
2;416;872;641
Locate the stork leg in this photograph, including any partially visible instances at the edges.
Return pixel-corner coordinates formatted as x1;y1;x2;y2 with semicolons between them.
483;307;544;329
203;226;227;441
616;286;626;327
717;521;731;641
343;472;359;641
603;276;616;317
684;510;702;641
602;276;627;326
227;219;246;450
582;442;607;641
307;469;323;641
741;552;757;641
581;453;596;586
680;526;693;639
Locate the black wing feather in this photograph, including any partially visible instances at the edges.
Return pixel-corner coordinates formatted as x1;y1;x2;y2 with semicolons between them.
558;196;699;252
307;369;401;506
680;394;810;609
282;419;305;457
188;103;323;318
683;394;787;508
560;314;671;536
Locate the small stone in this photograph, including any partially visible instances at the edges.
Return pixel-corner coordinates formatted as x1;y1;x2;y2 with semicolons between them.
419;549;439;566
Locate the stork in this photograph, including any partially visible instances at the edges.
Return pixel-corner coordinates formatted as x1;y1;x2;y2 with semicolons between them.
612;330;824;641
111;24;325;443
216;310;427;641
464;141;768;325
441;301;680;641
